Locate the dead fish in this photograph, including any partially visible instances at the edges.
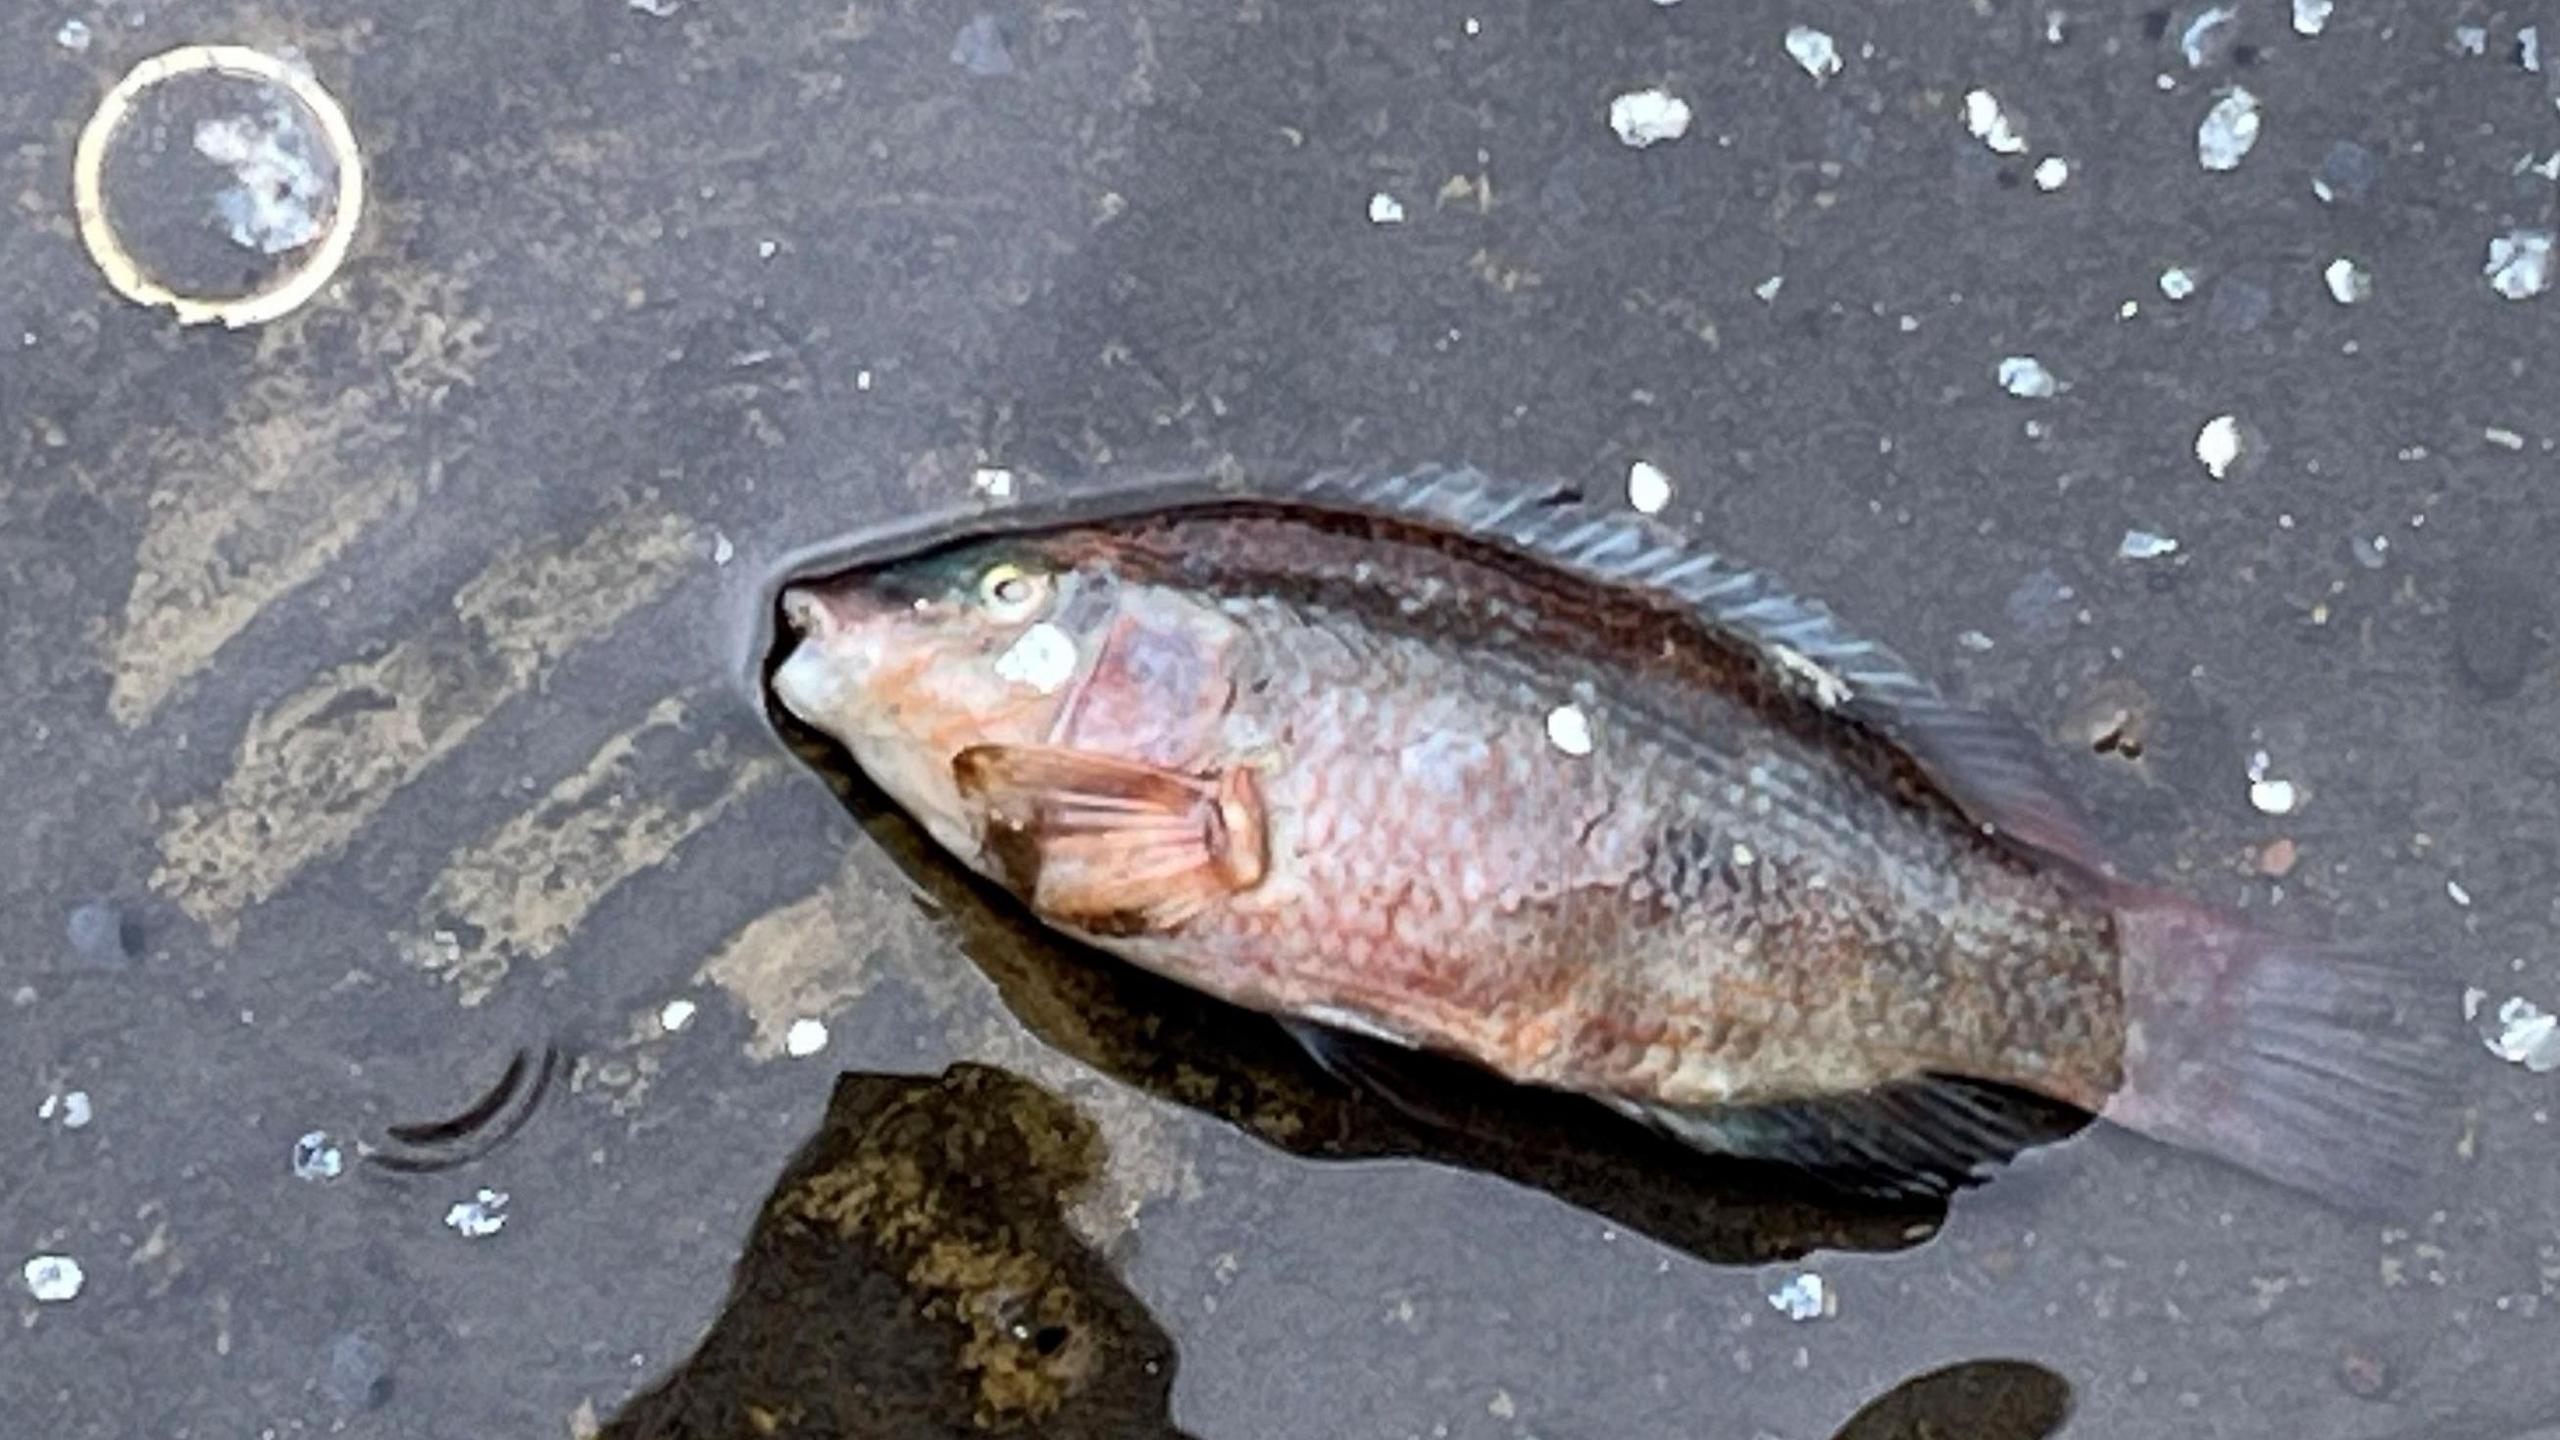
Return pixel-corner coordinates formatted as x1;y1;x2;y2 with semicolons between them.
769;466;2451;1208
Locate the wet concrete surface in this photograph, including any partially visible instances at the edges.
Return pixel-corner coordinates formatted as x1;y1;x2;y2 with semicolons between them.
4;0;2559;1435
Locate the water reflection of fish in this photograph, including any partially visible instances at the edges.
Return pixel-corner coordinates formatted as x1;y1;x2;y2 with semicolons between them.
768;466;2449;1208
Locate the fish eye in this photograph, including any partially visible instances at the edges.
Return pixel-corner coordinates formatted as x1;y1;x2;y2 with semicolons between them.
974;562;1050;623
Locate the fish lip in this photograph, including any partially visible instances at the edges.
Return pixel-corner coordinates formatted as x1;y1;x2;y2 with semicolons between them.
778;584;829;639
771;636;856;724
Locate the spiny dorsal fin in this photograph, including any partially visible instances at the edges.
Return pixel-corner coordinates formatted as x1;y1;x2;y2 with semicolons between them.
1291;464;2108;875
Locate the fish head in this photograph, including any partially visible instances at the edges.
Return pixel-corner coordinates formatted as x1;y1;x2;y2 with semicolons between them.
771;538;1113;855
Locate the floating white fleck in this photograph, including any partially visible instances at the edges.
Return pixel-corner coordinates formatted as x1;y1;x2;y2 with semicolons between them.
1545;703;1595;757
1768;1272;1830;1321
1367;191;1406;225
56;18;91;50
659;998;698;1033
1997;356;2058;399
1463;16;1480;36
711;531;735;567
2531;152;2560;181
994;621;1078;694
1754;274;1785;302
2453;24;2488;57
2160;267;2198;300
2244;752;2298;815
1784;26;1843;81
2486;230;2554;300
2196;414;2245;479
2197;88;2261;172
2480;996;2560;1072
2523;26;2543;72
855;368;875;391
784;1017;830;1058
629;0;682;16
38;1091;91;1130
1626;460;1673;514
1770;646;1853;707
23;1255;83;1303
443;1188;509;1239
1963;89;2027;155
1731;842;1757;867
2181;6;2238;67
293;1130;343;1181
2323;257;2371;304
1609;88;1693;148
2447;879;2473;907
972;466;1016;499
2033;156;2071;191
2486;426;2526;451
2118;299;2140;319
757;238;779;260
2292;0;2332;37
2118;529;2180;560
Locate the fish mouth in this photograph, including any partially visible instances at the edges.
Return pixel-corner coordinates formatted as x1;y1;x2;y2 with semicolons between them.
772;583;875;724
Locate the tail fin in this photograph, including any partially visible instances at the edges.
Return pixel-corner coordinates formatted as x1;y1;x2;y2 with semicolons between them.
2101;897;2461;1215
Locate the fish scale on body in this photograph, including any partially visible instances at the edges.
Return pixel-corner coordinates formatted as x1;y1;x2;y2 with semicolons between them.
769;466;2457;1210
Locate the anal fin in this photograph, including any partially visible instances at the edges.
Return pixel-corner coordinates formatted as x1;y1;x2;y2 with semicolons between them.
954;744;1268;934
1612;1076;2088;1199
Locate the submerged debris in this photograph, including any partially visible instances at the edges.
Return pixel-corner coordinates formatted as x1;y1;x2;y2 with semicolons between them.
1768;1272;1831;1321
65;899;140;968
2181;6;2241;68
1964;89;2028;154
2245;750;2299;816
784;1016;831;1058
1785;26;1843;81
23;1254;83;1303
1998;356;2058;399
443;1188;509;1239
2198;88;2262;171
2195;414;2245;479
56;18;91;50
1626;460;1673;515
2486;231;2554;300
2119;529;2181;561
2313;140;2379;204
293;1130;344;1181
949;14;1016;76
38;1090;92;1130
1609;88;1693;148
1545;703;1595;757
2469;991;2560;1072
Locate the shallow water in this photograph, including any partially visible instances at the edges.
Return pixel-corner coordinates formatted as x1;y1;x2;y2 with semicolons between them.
6;1;2558;1436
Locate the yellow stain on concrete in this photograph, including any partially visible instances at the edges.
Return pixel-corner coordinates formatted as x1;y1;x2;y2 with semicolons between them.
409;694;782;1005
698;858;924;1060
104;266;494;727
695;856;1199;1245
154;509;696;939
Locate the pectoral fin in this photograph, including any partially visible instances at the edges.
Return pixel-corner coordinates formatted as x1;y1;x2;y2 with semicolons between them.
952;744;1268;934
